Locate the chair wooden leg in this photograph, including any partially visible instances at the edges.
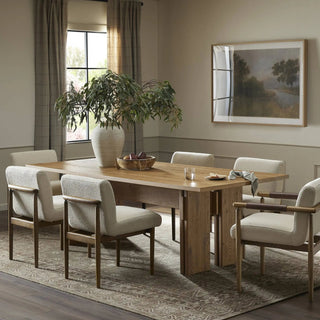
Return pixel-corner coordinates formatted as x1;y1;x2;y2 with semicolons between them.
8;189;13;261
150;228;155;275
142;203;146;209
242;245;246;259
33;225;39;268
95;205;101;289
64;200;69;279
60;222;63;251
33;192;39;268
171;208;176;241
116;240;120;266
8;221;13;260
260;246;265;275
87;244;92;258
308;214;314;302
65;238;69;279
96;237;101;288
236;208;242;292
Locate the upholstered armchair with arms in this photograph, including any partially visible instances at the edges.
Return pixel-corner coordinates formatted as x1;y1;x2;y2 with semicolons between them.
61;174;162;288
5;166;64;268
230;178;320;301
233;157;286;217
10;150;62;195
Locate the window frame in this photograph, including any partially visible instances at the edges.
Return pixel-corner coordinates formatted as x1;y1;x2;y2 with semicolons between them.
66;29;107;143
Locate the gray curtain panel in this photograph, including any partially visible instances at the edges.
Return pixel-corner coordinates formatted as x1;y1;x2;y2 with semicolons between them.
34;0;67;160
107;0;143;155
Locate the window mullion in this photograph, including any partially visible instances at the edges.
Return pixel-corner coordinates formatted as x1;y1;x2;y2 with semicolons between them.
85;31;90;140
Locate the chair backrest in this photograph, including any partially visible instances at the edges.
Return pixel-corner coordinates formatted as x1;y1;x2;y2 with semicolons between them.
171;151;214;167
233;157;285;195
61;174;116;235
5;166;56;221
294;178;320;245
10;150;59;182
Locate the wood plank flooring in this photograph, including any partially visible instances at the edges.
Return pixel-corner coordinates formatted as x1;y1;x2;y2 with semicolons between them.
0;271;152;320
0;210;320;319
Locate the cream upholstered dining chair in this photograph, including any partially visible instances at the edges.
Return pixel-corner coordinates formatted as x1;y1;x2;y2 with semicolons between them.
6;166;64;268
10;150;61;195
170;151;215;240
61;174;162;288
231;177;320;302
233;157;286;216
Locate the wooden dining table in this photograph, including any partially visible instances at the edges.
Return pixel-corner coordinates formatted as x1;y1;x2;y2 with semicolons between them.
28;159;288;276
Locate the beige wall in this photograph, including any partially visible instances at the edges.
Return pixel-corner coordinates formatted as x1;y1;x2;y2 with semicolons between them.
0;0;34;148
152;0;320;192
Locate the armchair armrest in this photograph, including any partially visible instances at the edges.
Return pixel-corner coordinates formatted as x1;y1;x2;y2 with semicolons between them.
233;201;316;214
257;191;298;200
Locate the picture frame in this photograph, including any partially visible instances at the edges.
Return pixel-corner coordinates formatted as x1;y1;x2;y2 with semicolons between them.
211;40;307;126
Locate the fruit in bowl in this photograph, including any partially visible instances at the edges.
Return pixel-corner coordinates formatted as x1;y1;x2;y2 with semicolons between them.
123;152;147;160
116;153;156;171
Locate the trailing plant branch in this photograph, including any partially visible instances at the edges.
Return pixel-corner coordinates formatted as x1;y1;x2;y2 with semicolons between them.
55;70;182;131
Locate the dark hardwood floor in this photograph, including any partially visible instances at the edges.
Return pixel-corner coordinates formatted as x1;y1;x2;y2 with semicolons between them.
1;210;320;320
0;271;152;320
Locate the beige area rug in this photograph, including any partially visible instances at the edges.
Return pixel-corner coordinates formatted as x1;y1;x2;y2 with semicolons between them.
0;212;319;320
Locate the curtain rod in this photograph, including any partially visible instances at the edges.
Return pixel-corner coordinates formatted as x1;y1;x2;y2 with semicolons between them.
90;0;143;5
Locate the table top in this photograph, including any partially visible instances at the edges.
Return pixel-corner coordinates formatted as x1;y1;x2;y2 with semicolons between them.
28;158;288;193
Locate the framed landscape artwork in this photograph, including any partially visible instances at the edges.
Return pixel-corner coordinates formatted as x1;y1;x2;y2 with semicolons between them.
211;40;307;126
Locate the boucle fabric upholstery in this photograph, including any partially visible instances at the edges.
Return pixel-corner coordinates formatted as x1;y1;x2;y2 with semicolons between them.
230;178;320;246
10;150;61;195
10;150;62;195
171;151;214;167
234;157;285;216
10;150;59;181
61;174;162;236
5;166;63;222
234;157;285;197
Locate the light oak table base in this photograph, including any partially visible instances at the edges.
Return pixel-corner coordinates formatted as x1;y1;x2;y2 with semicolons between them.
111;182;211;275
214;186;242;267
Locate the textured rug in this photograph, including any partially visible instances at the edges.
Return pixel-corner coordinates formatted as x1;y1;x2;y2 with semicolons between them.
0;212;318;320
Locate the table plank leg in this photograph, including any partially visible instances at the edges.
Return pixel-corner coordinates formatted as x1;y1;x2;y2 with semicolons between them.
180;191;211;275
217;186;242;267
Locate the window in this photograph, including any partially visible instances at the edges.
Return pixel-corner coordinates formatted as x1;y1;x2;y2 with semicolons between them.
212;45;234;119
66;30;107;142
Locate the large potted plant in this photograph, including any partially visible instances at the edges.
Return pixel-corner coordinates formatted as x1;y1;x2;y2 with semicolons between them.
55;69;182;167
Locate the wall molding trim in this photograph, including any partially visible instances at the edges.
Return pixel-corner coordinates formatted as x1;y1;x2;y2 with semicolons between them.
0;145;34;151
149;136;320;151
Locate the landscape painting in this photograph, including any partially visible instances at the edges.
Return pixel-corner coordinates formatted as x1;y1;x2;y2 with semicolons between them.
212;40;307;126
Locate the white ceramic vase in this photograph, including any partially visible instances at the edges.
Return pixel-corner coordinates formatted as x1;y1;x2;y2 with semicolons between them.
91;126;125;167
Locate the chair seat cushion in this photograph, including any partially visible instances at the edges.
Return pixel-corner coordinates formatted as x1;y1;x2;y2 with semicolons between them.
230;212;301;246
107;206;162;237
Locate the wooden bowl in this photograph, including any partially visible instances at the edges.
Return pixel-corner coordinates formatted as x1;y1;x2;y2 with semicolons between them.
116;156;156;171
